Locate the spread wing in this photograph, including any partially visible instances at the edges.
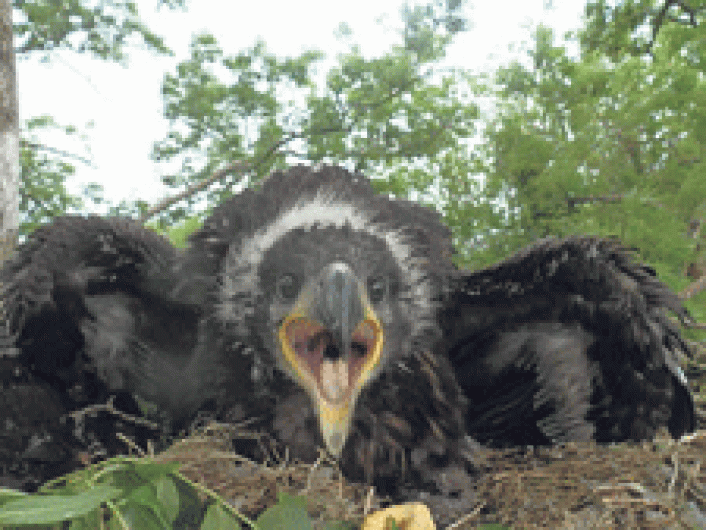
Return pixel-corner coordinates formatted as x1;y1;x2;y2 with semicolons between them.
0;216;216;488
441;236;695;446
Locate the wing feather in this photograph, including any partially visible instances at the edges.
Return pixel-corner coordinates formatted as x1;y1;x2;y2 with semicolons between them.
0;216;205;488
442;236;695;445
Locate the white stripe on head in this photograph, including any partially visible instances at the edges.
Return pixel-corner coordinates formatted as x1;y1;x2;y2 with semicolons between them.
217;188;432;334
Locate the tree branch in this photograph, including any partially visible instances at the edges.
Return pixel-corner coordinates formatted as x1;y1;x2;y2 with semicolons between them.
22;140;94;166
645;0;701;55
139;161;250;223
567;194;624;208
680;275;706;301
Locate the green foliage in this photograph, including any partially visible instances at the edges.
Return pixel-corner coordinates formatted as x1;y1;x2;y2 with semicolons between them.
580;0;706;60
255;493;313;530
0;485;118;525
307;48;477;173
13;0;183;61
19;116;104;238
0;457;249;529
148;215;204;248
14;0;185;239
0;458;197;529
16;0;706;319
400;0;469;62
469;13;706;276
149;0;476;226
0;458;371;530
150;33;325;224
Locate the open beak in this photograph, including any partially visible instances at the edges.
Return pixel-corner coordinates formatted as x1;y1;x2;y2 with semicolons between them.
278;263;384;455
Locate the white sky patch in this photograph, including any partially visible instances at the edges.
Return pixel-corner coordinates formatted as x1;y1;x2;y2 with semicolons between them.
17;0;585;213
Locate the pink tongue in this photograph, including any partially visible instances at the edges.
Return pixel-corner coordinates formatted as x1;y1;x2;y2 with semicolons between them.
320;358;349;402
288;319;356;403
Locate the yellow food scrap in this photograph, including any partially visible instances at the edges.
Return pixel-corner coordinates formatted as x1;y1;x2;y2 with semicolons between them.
361;502;436;530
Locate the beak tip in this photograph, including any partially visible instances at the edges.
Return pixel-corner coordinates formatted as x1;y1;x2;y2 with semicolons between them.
327;433;345;456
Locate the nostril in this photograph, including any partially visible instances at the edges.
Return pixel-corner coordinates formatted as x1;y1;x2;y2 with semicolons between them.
322;342;343;359
351;341;367;357
307;331;327;352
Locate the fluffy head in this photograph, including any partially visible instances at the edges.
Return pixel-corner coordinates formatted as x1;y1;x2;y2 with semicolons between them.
191;165;455;359
187;165;460;462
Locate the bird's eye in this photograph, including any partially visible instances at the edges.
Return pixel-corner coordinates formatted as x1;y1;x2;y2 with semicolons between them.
276;274;300;301
367;276;387;304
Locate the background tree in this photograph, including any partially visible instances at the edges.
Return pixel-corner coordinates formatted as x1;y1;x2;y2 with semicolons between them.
19;116;103;234
472;2;705;347
1;0;19;259
474;13;705;273
13;0;182;59
148;0;477;231
12;0;184;238
12;0;706;316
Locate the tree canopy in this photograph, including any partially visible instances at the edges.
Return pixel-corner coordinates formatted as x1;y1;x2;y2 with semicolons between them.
13;0;185;236
15;0;706;316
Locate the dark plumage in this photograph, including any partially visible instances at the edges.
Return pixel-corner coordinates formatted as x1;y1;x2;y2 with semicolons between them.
0;165;695;495
441;237;694;446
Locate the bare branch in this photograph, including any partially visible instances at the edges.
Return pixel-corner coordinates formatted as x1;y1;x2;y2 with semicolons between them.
645;0;702;55
567;194;624;208
680;275;706;301
22;140;94;166
69;396;160;431
139;161;250;223
141;124;354;223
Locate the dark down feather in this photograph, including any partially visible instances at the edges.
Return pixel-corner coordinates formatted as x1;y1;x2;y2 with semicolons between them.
441;237;694;445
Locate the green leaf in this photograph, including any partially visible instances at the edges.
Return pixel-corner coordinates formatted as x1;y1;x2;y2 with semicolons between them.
171;475;207;529
67;508;106;530
0;485;119;525
123;483;171;527
155;476;180;524
201;503;243;530
118;502;167;530
0;487;28;506
255;493;313;530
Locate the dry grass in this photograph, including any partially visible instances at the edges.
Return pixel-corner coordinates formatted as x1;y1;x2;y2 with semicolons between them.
155;424;383;529
152;422;706;530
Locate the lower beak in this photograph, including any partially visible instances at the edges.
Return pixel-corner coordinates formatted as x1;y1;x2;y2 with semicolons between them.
278;263;384;455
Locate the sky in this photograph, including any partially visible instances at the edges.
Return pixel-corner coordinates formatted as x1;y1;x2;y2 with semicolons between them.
17;0;586;214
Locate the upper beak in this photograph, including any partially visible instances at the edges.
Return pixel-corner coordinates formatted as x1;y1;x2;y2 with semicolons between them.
315;263;364;361
278;262;384;456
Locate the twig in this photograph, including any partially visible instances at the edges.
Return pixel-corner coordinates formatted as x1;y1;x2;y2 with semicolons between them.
139;161;249;223
680;275;706;301
139;123;355;223
69;395;160;430
668;453;679;497
445;501;485;529
644;0;701;55
363;486;375;516
22;140;94;166
305;449;327;493
115;432;146;457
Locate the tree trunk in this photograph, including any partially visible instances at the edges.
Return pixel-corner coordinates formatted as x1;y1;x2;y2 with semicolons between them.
0;0;18;262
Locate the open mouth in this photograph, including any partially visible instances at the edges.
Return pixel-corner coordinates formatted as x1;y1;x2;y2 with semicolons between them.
275;262;385;455
281;316;381;405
